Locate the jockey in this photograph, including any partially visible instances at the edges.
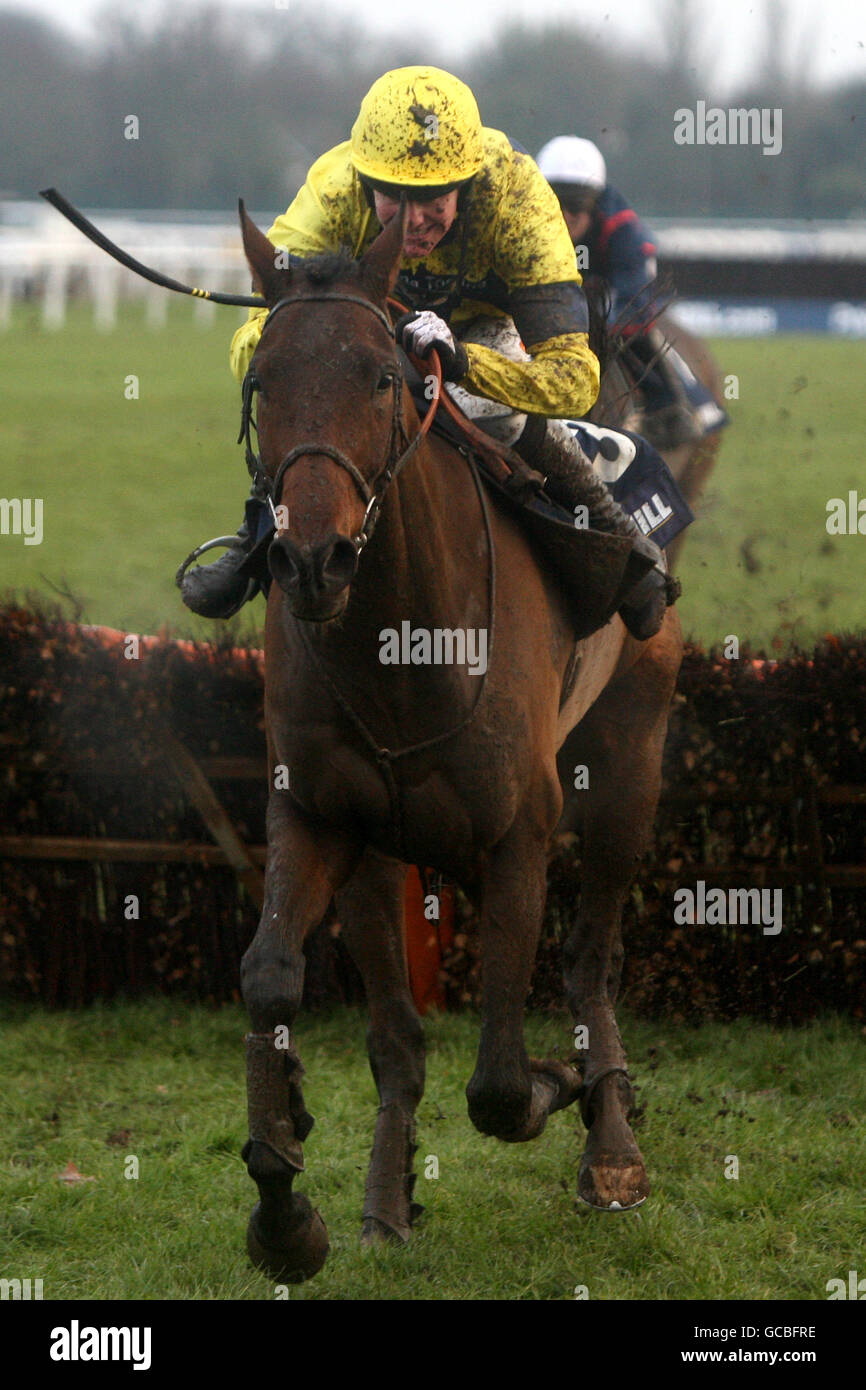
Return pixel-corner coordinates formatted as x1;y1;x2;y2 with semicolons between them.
180;68;672;637
536;135;712;449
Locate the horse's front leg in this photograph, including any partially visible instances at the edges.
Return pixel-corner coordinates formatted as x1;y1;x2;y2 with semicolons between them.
335;850;425;1246
561;628;679;1209
241;794;358;1282
466;805;582;1142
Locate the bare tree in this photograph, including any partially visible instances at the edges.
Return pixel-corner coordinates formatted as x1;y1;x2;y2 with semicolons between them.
654;0;709;84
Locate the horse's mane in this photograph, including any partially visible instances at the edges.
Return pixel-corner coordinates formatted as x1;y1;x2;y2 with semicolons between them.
588;272;676;365
584;271;677;423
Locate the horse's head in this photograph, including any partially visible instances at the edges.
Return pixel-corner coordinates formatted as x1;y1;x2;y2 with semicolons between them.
239;201;409;622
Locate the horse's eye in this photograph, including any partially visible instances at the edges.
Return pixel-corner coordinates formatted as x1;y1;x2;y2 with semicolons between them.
376;370;396;394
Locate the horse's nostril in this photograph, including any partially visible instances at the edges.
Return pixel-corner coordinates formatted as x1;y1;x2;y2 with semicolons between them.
268;535;302;590
319;536;358;592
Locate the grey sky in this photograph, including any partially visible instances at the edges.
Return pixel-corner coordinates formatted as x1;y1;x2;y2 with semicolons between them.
5;0;866;92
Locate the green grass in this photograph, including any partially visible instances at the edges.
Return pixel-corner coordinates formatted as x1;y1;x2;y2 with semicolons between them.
1;1000;863;1300
1;300;260;646
676;336;866;652
2;302;865;651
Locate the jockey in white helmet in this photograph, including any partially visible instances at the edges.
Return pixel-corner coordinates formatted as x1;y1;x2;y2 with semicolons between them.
537;135;726;450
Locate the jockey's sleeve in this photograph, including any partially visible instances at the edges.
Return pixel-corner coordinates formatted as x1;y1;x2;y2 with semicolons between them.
461;331;600;417
230;308;269;382
455;149;600;415
460;282;600;416
606;241;658;326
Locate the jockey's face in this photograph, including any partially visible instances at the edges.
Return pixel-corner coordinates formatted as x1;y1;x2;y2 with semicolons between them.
373;189;460;259
562;208;592;243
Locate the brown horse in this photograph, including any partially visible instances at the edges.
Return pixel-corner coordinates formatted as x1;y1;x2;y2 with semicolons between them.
237;203;684;1282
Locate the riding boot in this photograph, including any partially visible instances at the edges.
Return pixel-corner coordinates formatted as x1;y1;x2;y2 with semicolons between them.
177;492;269;619
520;418;674;641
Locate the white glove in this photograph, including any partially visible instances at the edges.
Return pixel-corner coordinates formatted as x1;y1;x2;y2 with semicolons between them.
402;310;455;355
399;310;469;381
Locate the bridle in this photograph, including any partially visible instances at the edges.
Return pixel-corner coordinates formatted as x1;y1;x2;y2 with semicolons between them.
238;290;439;551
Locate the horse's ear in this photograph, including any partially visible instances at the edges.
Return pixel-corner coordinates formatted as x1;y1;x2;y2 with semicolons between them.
239;199;291;305
359;199;405;305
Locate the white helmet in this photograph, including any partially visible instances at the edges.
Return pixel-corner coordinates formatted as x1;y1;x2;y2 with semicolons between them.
536;136;607;190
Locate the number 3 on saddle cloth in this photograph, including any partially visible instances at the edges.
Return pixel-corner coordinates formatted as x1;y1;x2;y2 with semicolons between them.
562;419;694;552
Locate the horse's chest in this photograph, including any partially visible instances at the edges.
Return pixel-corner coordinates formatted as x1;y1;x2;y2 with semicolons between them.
282;726;517;872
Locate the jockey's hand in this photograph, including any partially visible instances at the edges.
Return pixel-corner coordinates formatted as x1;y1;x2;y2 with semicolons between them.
397;310;469;382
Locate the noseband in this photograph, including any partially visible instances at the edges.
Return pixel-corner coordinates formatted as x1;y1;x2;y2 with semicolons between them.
238;291;436;552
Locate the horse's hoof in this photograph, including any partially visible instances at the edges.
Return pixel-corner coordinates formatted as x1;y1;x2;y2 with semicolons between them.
576;1191;647;1212
360;1216;410;1247
578;1156;649;1211
246;1195;329;1283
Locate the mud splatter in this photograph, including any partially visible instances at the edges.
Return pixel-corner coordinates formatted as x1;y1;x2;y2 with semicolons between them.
409;102;435;129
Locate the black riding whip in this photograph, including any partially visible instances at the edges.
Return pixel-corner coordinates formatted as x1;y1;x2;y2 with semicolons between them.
39;187;267;308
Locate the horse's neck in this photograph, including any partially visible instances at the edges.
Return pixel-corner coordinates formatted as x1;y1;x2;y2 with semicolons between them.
365;435;472;625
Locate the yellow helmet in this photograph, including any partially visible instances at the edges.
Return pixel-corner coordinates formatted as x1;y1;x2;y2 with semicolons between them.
350;66;484;188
